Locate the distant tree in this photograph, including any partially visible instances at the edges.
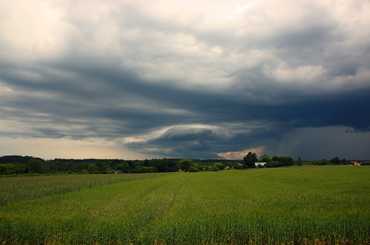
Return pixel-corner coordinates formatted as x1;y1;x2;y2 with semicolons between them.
272;156;294;165
87;164;99;173
116;162;130;173
314;159;329;165
179;160;192;172
259;154;272;163
0;164;27;174
143;159;150;166
330;157;341;164
151;159;179;172
27;158;45;173
243;152;257;168
188;165;200;172
96;161;112;173
214;162;226;170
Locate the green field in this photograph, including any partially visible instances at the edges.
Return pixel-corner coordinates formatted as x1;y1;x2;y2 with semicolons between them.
0;166;369;244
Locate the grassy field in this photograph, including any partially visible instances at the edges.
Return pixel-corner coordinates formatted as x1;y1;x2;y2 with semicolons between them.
0;174;159;206
0;166;369;244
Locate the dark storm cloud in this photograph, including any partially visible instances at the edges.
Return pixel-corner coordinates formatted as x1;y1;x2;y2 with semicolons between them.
0;0;370;159
1;54;370;158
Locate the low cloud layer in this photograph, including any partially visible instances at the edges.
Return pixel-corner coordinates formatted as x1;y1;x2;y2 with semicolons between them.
0;0;369;159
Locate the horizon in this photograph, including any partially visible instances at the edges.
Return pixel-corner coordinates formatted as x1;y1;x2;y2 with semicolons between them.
1;154;369;162
1;0;370;160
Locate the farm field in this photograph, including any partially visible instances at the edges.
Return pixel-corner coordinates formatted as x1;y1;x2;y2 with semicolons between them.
0;173;159;206
0;166;369;244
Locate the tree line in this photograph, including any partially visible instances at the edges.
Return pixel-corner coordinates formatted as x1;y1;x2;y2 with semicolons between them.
0;154;363;175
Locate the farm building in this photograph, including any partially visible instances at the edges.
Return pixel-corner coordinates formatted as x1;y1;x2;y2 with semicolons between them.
351;161;362;166
255;162;267;167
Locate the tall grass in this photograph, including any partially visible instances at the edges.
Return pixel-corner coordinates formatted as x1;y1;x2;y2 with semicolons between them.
0;166;369;244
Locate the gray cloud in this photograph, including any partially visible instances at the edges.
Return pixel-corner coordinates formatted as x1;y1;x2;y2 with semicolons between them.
0;0;369;159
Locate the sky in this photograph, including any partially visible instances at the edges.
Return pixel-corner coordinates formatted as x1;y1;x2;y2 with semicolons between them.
0;0;370;160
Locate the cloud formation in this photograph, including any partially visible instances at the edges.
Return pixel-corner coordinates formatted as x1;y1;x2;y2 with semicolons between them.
0;0;369;159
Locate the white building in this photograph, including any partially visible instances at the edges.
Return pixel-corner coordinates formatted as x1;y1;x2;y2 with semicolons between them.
255;162;267;167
